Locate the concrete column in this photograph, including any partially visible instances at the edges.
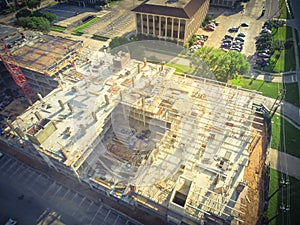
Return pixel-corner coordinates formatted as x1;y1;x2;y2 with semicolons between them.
158;16;161;38
184;20;187;44
153;15;155;36
146;14;149;35
141;14;144;34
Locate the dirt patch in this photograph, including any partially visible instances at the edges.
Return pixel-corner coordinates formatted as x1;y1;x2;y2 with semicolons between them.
242;114;267;225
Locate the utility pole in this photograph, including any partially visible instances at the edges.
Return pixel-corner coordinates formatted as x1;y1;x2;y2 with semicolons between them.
269;89;285;119
265;203;290;224
266;178;289;201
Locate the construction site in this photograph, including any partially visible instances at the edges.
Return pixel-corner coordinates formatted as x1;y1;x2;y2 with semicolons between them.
0;25;268;225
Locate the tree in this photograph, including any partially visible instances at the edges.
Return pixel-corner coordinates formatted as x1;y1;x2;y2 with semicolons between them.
16;8;32;18
43;11;57;23
109;37;130;49
195;46;250;82
33;17;51;32
15;16;50;32
27;0;41;9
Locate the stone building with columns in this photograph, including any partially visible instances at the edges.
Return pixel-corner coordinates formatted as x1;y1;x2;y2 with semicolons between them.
132;0;210;46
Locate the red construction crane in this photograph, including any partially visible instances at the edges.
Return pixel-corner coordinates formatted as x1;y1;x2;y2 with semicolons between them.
0;37;36;105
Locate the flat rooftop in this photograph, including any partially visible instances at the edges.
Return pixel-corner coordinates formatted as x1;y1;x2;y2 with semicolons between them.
10;49;263;223
146;0;189;7
13;35;81;76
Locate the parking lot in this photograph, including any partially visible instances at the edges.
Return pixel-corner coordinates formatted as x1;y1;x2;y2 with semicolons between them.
45;1;137;40
196;0;279;57
42;3;99;23
0;153;142;225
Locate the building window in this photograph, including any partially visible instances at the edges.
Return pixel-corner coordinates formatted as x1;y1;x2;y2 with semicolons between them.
167;18;172;37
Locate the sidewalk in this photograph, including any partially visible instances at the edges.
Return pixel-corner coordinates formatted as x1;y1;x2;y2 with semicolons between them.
243;70;299;83
253;92;300;126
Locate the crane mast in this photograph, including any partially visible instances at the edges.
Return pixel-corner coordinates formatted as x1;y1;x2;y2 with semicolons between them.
0;37;36;105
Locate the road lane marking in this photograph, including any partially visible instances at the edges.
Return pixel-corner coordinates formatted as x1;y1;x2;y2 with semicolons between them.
42;181;57;198
0;158;13;170
3;159;18;174
112;215;120;225
52;185;62;197
9;164;26;177
88;205;103;225
61;189;70;200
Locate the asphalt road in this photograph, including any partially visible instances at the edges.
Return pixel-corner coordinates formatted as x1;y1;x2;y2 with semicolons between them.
0;153;143;225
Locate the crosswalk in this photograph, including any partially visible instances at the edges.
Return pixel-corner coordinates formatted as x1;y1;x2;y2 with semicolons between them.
0;154;141;225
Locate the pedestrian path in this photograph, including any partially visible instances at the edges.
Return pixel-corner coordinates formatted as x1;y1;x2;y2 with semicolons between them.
267;148;300;180
243;71;299;83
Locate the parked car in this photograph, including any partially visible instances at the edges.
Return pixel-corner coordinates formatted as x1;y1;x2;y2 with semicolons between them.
231;47;241;52
228;27;239;32
223;39;232;43
221;48;230;52
224;34;234;40
205;25;215;31
221;43;231;48
257;49;270;54
232;44;243;49
241;23;249;27
197;35;208;41
256;57;270;62
260;29;272;34
208;23;216;28
233;40;244;46
257;52;270;57
235;37;245;42
238;32;246;37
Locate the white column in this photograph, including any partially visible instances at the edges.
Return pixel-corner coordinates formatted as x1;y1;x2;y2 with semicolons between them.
141;14;144;34
147;14;149;35
158;16;161;37
153;15;155;36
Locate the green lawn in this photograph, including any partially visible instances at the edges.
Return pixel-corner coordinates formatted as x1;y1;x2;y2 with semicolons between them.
109;0;119;6
284;83;299;106
267;169;300;225
51;25;67;32
272;26;293;41
267;26;296;72
231;77;282;98
73;17;100;33
230;77;299;106
166;62;194;75
279;0;292;19
270;48;296;72
271;114;300;157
